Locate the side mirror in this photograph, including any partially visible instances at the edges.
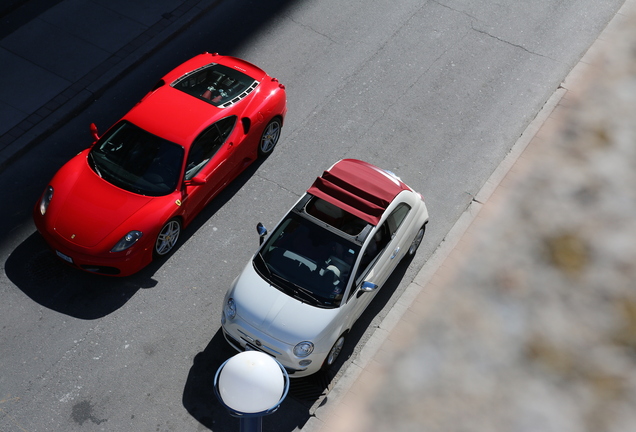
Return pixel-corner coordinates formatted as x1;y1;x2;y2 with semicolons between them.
90;123;100;142
257;223;267;245
185;176;206;186
360;281;378;292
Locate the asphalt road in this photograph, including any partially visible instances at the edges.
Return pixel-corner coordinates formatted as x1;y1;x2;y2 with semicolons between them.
0;0;625;431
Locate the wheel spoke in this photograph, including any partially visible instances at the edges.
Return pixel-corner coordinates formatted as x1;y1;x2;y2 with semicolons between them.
259;120;281;155
155;221;180;256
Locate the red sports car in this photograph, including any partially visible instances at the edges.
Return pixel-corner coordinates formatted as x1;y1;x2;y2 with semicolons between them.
33;53;287;276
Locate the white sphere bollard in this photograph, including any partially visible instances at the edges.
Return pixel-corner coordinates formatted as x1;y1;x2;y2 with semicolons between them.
217;351;287;414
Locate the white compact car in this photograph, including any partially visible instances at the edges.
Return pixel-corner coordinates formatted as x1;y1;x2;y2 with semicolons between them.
221;159;429;377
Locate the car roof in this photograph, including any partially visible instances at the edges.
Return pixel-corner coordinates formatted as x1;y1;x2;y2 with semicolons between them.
124;88;218;147
122;53;267;148
307;159;410;225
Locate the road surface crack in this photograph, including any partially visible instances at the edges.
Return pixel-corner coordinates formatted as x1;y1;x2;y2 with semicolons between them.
471;25;557;62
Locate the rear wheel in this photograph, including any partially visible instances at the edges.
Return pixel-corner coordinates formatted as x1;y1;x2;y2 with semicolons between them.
258;118;282;158
154;218;181;258
407;224;426;256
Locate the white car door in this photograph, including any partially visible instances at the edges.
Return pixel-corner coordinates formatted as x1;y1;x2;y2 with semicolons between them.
343;203;412;326
365;203;412;287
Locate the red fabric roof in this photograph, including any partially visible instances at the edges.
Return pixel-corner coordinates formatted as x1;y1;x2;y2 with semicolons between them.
307;159;409;225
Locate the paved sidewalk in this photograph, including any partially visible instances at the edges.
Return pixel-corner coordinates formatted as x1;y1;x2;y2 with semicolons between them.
303;1;635;430
0;0;220;172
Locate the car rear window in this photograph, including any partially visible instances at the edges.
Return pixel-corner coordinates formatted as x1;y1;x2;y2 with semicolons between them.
304;196;368;236
171;63;258;108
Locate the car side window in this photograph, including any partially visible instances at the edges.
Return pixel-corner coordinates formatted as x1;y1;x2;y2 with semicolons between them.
185;116;236;180
350;203;412;298
386;203;410;237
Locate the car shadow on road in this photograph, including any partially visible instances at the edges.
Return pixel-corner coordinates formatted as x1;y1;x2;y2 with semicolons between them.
4;232;155;319
3;158;270;320
183;330;318;432
182;254;415;431
178;155;267;241
310;254;415;406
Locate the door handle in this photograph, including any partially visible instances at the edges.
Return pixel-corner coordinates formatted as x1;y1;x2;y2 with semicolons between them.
390;247;400;259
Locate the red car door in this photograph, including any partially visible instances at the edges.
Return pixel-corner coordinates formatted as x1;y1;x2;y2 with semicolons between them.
181;116;238;223
212;116;253;182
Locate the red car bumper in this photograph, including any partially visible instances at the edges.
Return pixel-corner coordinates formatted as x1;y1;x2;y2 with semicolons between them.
34;212;152;277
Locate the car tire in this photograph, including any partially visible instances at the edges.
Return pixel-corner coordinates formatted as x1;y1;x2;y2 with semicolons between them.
322;334;346;371
257;118;282;158
407;223;426;256
154;218;181;259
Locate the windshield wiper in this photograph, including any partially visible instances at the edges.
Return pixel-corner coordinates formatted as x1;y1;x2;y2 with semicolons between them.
269;272;321;306
294;285;321;305
253;252;272;281
254;253;324;306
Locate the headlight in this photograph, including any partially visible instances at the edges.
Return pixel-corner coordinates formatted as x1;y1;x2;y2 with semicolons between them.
293;341;314;358
224;298;236;320
39;186;54;215
111;231;143;252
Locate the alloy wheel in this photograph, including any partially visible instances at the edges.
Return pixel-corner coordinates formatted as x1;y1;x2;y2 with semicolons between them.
155;219;181;257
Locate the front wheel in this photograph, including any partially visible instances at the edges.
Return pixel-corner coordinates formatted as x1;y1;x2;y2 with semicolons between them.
407;224;426;256
154;218;181;258
322;334;346;371
258;118;282;158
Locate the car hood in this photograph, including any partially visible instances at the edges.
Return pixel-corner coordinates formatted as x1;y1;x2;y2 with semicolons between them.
52;156;154;248
232;261;340;344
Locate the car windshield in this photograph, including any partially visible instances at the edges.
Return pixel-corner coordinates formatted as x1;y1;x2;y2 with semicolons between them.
254;213;360;308
171;63;258;107
88;121;184;196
